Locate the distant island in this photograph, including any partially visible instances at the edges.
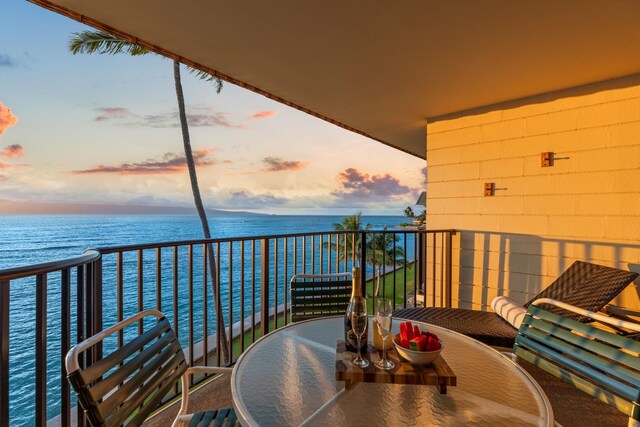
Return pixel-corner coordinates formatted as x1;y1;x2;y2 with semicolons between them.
0;199;264;216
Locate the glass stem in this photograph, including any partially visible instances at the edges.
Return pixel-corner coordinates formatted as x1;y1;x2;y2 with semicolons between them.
356;335;361;360
382;336;387;362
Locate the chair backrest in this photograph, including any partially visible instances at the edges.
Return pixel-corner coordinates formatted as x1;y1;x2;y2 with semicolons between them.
290;273;352;322
66;310;187;427
523;261;638;322
514;299;640;422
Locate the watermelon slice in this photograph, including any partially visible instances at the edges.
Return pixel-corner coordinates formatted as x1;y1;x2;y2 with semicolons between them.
409;335;427;351
421;331;439;342
400;330;410;349
405;322;414;340
413;325;421;340
400;322;408;336
425;336;441;352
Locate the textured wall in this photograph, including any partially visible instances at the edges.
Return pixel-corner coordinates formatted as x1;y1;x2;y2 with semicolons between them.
426;74;640;311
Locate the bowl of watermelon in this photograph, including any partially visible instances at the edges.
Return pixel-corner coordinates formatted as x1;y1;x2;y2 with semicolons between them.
393;321;444;365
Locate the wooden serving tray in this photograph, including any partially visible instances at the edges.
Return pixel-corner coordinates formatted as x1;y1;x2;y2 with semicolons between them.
335;341;457;394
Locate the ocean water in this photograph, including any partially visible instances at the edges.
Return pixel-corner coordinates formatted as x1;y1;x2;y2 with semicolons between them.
0;214;411;425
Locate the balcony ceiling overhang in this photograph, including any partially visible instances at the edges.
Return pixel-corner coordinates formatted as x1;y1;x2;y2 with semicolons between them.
31;0;640;159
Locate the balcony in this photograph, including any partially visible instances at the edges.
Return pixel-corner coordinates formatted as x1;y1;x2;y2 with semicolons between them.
0;228;455;426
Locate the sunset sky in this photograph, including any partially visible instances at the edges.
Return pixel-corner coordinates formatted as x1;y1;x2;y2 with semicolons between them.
0;1;425;215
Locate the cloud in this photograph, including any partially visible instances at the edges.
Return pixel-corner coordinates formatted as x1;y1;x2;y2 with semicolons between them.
0;54;16;68
72;148;215;175
421;167;427;185
331;168;412;202
0;102;19;135
249;110;277;120
93;106;243;128
262;156;307;172
227;190;288;208
95;107;133;122
0;144;24;158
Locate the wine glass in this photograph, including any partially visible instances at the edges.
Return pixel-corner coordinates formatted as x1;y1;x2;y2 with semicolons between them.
350;296;369;368
374;298;395;370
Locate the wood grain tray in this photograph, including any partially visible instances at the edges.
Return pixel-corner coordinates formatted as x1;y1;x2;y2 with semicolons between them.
335;341;457;394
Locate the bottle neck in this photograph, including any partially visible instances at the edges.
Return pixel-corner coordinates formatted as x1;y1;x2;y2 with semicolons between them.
351;267;362;298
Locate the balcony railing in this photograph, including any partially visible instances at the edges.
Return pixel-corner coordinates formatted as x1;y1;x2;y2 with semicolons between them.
0;228;455;426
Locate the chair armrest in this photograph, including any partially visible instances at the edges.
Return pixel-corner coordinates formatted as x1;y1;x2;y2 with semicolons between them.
174;366;234;423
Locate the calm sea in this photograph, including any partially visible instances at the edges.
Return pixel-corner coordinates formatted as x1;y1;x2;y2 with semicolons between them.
0;214;408;425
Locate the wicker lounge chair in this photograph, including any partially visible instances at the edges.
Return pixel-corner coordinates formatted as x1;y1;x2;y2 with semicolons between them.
394;261;638;347
66;310;237;427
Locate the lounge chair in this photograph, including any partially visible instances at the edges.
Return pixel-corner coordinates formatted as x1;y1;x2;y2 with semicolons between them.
394;261;638;347
66;310;237;427
290;272;352;322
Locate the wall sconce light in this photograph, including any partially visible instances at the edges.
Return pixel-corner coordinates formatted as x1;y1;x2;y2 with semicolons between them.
484;183;495;196
541;152;553;167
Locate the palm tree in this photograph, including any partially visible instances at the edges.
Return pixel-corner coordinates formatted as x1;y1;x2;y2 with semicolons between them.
367;227;405;297
69;31;230;362
325;213;371;266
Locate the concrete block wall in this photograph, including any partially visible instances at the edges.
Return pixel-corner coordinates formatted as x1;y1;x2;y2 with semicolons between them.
426;74;640;311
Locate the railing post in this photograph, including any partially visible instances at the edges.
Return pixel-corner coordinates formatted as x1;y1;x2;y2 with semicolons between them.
261;238;270;336
93;257;103;361
446;231;453;308
418;232;425;298
0;279;9;426
360;231;367;296
35;273;47;427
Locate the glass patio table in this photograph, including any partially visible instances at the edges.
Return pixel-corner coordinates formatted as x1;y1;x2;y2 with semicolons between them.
231;316;553;426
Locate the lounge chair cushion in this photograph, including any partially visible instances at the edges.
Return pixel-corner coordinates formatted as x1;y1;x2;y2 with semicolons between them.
394;307;518;348
490;296;526;329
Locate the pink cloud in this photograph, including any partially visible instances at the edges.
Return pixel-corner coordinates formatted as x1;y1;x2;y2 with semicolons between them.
262;157;307;172
332;168;412;202
0;102;18;135
72;148;216;175
94;107;133;122
250;110;277;120
1;144;24;158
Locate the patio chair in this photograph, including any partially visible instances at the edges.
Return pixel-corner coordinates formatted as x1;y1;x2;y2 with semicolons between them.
290;272;352;322
393;261;638;347
512;298;640;427
65;310;237;427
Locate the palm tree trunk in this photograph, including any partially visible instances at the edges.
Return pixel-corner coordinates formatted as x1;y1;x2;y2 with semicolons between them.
173;60;230;364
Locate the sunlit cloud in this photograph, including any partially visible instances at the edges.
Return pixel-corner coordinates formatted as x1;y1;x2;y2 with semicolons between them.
0;102;19;135
1;144;25;158
95;107;133;122
331;168;412;203
0;54;16;68
421;167;427;185
93;105;244;128
262;156;307;172
72;148;216;175
249;110;277;120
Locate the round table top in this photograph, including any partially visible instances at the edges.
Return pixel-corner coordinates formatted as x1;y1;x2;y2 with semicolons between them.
231;316;552;426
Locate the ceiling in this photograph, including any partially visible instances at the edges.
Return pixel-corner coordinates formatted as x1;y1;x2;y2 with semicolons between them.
31;0;640;158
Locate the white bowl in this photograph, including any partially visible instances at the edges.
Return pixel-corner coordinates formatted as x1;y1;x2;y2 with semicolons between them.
392;333;444;365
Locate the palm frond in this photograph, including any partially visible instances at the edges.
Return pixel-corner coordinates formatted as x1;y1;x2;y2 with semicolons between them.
187;67;224;93
68;30;151;56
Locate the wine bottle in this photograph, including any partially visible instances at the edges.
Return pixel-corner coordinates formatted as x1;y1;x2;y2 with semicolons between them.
344;266;368;352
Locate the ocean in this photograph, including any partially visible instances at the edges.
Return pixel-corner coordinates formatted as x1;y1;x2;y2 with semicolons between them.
1;214;410;425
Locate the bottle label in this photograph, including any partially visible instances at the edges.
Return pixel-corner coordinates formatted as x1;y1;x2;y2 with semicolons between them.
347;328;359;348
